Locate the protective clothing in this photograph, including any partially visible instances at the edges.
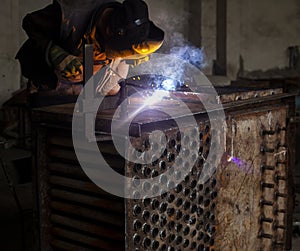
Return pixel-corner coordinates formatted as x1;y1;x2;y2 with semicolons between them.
16;0;164;95
48;45;83;79
16;0;117;89
96;59;128;96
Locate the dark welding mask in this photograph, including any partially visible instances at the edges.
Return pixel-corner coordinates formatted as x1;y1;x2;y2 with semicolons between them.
105;0;164;61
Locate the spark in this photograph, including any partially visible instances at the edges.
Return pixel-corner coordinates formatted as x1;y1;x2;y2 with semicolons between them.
227;155;253;174
161;79;177;91
144;90;170;106
227;155;233;162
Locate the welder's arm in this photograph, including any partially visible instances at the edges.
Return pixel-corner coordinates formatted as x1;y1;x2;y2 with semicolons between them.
22;1;82;80
96;59;129;96
22;1;61;57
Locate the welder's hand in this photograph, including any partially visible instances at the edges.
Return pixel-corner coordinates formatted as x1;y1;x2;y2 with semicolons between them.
60;57;83;79
49;45;83;80
96;59;129;96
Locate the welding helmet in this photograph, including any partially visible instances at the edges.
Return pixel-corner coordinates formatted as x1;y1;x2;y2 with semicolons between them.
105;0;164;59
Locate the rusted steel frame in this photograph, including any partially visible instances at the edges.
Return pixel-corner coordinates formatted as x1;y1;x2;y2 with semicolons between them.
51;227;123;250
33;126;52;251
170;88;282;104
126;96;291;138
125;125;217;251
257;97;295;251
31;89;296;251
49;175;111;196
220;93;294;113
50;201;124;228
259;147;279;249
48;162;87;179
284;96;296;250
48;162;125;192
97;93;295;137
51;239;94;251
48;135;119;155
50;188;124;212
51;214;123;239
47;146;124;168
31;93;294;138
50;163;123;189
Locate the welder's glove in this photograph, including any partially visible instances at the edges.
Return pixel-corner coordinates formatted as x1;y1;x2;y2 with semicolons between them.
96;59;129;96
49;45;83;80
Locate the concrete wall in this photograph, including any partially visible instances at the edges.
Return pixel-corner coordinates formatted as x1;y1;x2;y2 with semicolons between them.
150;0;300;79
0;0;20;105
145;0;189;51
177;0;300;79
227;0;300;79
201;0;216;75
145;0;215;75
148;0;300;79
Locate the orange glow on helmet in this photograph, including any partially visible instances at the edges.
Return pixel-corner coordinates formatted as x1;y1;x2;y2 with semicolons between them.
132;40;164;55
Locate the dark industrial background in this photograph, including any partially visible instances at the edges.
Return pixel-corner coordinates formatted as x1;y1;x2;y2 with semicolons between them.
0;0;300;250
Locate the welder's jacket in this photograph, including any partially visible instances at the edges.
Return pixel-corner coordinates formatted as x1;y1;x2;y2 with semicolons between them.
16;0;116;89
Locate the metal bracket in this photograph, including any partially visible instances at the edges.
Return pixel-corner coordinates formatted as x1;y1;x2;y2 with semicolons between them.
289;116;300;123
82;44;96;141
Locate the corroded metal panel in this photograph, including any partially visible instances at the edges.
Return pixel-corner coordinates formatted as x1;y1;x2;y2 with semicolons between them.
35;129;126;251
215;107;289;251
34;126;52;251
32;85;295;251
125;106;291;251
126;124;219;251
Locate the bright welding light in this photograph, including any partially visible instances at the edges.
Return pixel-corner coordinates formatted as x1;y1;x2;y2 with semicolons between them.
161;79;177;91
227;155;233;162
144;90;170;106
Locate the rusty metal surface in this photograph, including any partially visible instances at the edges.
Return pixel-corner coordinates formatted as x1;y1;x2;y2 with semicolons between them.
126;124;217;251
215;107;290;251
33;127;52;251
32;90;293;138
123;105;293;251
33;128;126;251
31;86;295;251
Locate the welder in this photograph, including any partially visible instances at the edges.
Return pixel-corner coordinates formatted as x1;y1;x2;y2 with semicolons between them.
16;0;164;107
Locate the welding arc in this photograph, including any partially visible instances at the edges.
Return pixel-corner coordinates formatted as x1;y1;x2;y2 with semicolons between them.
72;52;226;199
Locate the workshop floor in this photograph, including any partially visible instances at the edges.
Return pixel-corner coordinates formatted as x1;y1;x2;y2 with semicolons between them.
1;146;300;251
0;147;33;251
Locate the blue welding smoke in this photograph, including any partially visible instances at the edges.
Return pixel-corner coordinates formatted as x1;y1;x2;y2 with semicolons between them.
128;31;207;91
170;45;206;69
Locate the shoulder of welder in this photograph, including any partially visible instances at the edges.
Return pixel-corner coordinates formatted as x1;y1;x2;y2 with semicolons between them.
56;0;116;54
